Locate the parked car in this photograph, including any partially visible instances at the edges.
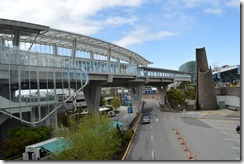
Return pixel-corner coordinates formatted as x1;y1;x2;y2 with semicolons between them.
142;116;150;124
236;125;240;134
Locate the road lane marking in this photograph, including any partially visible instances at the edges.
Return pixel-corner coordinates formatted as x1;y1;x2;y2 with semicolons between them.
151;136;153;141
156;118;158;122
152;150;154;160
231;147;240;150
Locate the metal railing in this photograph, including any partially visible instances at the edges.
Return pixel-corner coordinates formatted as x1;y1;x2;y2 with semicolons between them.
0;46;89;125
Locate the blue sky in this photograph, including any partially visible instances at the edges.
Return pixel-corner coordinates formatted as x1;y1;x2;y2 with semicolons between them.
0;0;240;70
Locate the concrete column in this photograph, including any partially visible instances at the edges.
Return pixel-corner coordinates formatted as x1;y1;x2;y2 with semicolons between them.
129;84;144;114
83;82;102;114
157;84;169;105
136;84;143;113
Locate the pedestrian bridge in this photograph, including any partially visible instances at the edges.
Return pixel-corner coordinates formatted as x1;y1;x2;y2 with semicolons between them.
0;18;190;127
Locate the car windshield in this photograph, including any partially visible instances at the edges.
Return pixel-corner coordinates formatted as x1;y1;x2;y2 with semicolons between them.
143;116;149;119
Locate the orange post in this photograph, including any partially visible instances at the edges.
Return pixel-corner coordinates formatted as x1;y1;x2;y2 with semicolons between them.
183;145;188;151
177;133;181;139
181;136;185;145
188;148;193;159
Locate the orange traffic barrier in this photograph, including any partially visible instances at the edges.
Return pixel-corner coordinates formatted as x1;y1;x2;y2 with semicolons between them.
183;145;188;151
188;148;193;159
181;136;185;145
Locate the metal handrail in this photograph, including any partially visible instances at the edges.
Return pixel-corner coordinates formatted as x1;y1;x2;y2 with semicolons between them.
0;46;89;125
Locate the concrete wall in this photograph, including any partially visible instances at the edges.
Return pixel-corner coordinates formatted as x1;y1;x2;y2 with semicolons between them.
216;96;240;110
215;87;240;96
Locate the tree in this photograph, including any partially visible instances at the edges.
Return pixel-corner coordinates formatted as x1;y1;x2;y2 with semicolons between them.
50;115;122;160
3;125;52;159
111;96;121;110
100;96;106;106
167;88;185;104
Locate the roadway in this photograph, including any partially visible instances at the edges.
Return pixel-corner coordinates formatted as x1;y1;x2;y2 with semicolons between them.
125;99;240;161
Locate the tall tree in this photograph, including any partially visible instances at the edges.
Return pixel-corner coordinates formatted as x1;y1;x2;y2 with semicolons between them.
50;115;122;160
111;96;121;110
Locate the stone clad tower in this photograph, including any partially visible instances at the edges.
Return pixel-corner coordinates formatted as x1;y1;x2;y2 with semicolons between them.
196;47;218;110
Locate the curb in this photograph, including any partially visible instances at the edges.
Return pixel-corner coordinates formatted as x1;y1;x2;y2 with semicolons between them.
121;112;142;160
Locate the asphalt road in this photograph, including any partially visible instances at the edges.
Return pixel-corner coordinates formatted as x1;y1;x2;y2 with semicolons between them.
126;99;241;161
126;99;188;160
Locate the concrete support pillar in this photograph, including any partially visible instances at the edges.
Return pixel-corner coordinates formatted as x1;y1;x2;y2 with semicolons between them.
83;82;102;114
157;84;168;105
107;47;111;73
129;84;143;114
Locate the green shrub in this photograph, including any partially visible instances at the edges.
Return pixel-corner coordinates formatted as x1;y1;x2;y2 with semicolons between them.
3;125;53;159
167;88;185;104
123;130;134;141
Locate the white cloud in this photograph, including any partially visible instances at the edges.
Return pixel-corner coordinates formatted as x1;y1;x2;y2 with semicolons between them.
203;8;222;15
225;0;240;7
103;16;138;26
0;0;144;35
113;28;180;47
181;0;221;8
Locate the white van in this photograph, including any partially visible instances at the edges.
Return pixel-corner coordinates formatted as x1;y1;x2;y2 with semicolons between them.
22;137;64;160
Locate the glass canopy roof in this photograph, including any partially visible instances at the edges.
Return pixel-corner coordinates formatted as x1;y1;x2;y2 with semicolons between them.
0;18;152;66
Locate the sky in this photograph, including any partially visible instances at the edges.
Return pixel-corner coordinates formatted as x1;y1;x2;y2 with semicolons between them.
0;0;241;70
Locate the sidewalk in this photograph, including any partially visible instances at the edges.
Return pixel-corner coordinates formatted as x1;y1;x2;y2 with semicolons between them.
182;108;240;120
111;106;138;130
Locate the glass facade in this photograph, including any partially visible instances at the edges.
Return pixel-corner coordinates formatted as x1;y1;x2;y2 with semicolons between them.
178;61;196;84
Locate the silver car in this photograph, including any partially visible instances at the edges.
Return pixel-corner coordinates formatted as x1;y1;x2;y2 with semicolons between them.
142;116;151;124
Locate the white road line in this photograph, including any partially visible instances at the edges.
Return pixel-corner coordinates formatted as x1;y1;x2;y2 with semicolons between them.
152;150;154;160
156;118;159;122
151;136;153;141
231;147;240;150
